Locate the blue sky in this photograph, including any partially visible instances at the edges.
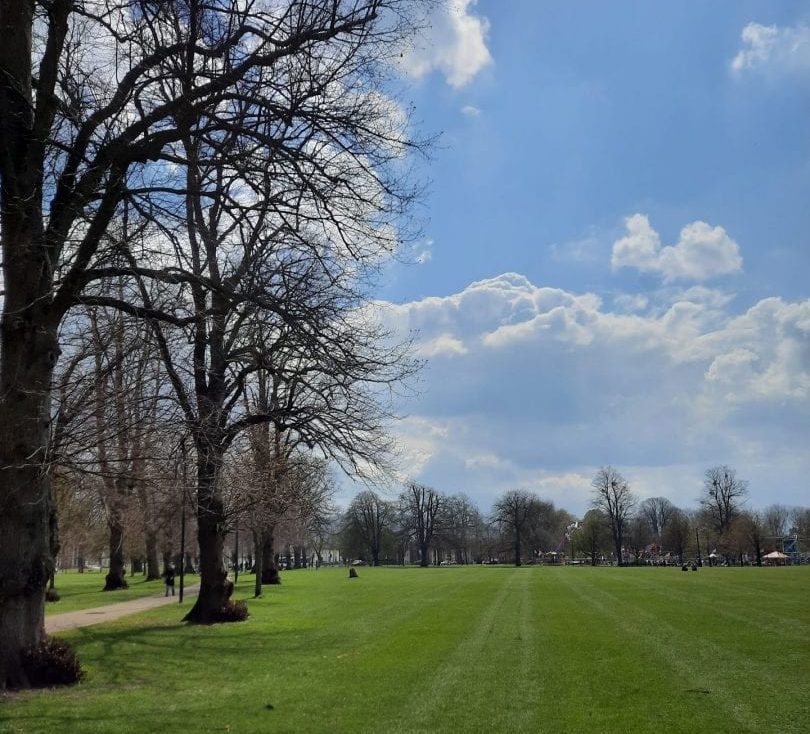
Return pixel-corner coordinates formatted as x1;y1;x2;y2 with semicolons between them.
355;1;810;516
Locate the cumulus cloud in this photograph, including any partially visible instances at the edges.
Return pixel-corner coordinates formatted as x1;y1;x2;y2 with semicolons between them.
731;22;810;75
380;273;810;513
402;0;492;88
418;333;467;358
461;104;481;117
611;214;743;282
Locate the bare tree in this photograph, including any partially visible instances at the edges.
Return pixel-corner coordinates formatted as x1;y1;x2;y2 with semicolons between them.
0;0;427;684
591;466;636;566
762;505;790;539
626;514;652;565
442;494;484;564
700;466;748;534
400;482;443;567
661;508;691;564
575;509;610;566
731;512;765;566
639;496;674;547
345;491;394;566
492;490;543;567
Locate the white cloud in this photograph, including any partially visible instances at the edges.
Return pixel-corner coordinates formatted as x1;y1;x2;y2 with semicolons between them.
402;0;492;88
731;22;810;75
613;293;649;313
418;333;467;358
611;214;743;282
549;230;603;264
379;273;810;514
461;104;481;117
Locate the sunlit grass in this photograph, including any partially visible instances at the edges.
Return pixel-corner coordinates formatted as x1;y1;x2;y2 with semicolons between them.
4;566;808;733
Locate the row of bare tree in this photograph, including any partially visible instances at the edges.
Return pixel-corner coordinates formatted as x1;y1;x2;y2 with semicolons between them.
588;465;810;566
340;473;810;570
0;0;429;688
341;483;577;567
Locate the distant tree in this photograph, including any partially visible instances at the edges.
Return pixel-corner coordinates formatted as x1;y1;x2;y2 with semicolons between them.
662;508;691;563
492;490;543;567
789;507;810;538
345;491;395;566
762;505;791;539
627;514;653;565
731;512;765;566
700;466;748;533
591;467;636;566
400;483;444;567
639;497;675;546
442;494;484;564
575;509;610;566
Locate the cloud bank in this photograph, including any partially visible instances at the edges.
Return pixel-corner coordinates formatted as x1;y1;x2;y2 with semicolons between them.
379;273;810;514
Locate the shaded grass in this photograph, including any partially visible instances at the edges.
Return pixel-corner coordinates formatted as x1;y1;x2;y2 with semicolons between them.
46;571;199;615
3;566;808;733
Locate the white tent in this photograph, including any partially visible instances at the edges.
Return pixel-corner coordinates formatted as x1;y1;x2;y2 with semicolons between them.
763;551;788;565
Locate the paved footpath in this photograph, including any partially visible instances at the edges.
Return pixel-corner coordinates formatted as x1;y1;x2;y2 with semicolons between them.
46;586;200;634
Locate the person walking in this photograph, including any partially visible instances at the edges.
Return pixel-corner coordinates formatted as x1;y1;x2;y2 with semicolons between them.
164;564;176;597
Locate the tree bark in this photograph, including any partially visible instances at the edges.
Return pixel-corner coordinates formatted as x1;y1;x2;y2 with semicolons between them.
253;532;263;597
0;102;61;685
103;517;128;590
0;302;60;687
183;445;228;623
145;530;160;581
260;531;280;584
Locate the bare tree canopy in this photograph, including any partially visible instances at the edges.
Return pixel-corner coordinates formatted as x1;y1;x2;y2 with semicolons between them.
0;0;427;686
591;466;636;566
492;489;544;567
400;482;443;567
639;496;675;543
700;465;748;533
345;490;394;566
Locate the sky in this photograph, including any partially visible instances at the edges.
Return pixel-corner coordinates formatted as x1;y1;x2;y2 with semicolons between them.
346;1;810;517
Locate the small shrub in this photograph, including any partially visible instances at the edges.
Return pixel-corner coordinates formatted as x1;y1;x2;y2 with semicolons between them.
215;600;249;623
45;588;60;603
21;637;83;687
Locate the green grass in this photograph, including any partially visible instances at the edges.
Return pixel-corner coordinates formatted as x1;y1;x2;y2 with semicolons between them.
45;570;199;615
3;566;808;733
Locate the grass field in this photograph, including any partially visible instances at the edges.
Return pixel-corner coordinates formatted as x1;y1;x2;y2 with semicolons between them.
2;566;808;733
45;571;199;615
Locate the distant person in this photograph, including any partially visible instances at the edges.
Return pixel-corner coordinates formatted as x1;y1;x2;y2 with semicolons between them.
164;564;176;596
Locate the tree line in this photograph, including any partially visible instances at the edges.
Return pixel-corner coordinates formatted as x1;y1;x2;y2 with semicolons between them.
340;469;810;570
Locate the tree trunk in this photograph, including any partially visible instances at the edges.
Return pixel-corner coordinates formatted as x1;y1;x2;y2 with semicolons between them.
514;525;522;567
145;530;160;581
419;543;429;567
0;327;58;685
103;518;128;590
614;534;623;566
253;532;263;597
0;250;60;687
260;530;280;584
183;448;228;623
